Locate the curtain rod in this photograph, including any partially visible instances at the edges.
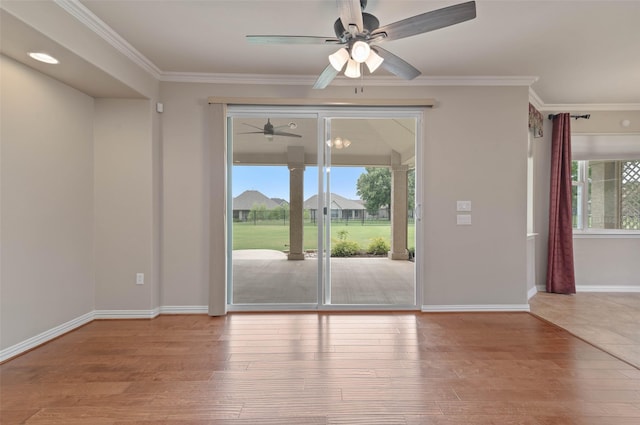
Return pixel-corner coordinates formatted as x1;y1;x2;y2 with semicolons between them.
547;114;591;120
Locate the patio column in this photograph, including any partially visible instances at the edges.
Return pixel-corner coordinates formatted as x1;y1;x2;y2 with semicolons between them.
288;146;305;260
389;151;409;260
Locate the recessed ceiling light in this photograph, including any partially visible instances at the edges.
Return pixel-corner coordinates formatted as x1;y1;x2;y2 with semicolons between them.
28;52;59;64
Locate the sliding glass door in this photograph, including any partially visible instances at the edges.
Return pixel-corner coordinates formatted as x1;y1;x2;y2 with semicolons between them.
228;112;319;306
227;107;420;310
323;115;417;307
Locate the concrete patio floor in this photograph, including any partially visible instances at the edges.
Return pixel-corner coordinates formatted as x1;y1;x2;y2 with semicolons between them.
232;249;415;305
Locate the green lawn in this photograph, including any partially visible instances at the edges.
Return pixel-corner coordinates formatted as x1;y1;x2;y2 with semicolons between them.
233;220;415;252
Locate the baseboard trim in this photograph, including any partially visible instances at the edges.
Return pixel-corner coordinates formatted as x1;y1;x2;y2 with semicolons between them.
93;309;161;319
527;286;538;300
159;305;208;314
421;304;531;312
536;284;640;293
0;311;94;363
577;285;640;292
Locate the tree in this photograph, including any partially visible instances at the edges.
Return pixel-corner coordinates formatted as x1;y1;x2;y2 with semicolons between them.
357;167;416;217
357;167;391;216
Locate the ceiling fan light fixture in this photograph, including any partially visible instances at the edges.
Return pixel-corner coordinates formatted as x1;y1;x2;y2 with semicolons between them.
344;59;361;78
329;48;350;71
351;40;371;63
365;49;384;73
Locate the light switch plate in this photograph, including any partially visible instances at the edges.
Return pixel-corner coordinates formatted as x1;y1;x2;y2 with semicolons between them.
136;273;144;285
457;201;472;212
457;214;472;225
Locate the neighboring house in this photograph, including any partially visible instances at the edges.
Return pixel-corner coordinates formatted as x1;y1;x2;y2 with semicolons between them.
271;198;288;208
304;193;366;222
233;190;281;221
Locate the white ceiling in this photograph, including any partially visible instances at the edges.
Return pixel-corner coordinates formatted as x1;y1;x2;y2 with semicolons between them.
2;1;639;106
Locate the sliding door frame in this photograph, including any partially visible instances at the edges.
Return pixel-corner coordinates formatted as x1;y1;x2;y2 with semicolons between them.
220;103;426;312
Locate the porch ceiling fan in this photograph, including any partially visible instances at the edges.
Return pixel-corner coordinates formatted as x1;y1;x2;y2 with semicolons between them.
246;0;476;89
238;118;302;140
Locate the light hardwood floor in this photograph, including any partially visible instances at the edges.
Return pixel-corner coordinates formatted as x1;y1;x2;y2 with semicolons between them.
530;292;640;369
2;312;639;424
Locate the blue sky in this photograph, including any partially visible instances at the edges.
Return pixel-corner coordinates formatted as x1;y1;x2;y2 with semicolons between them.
232;166;365;201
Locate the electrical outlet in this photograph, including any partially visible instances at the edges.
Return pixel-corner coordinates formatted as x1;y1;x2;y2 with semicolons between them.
136;273;144;285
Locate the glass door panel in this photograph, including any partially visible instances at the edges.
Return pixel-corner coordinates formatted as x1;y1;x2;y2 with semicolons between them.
230;114;319;305
227;108;420;310
324;117;417;306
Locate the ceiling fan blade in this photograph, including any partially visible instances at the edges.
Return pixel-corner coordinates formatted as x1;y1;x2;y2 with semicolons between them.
337;0;364;33
242;123;265;130
372;47;421;80
273;131;302;138
247;35;341;45
313;64;340;89
236;131;267;135
371;1;476;42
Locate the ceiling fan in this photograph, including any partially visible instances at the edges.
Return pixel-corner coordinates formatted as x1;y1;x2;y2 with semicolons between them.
247;0;476;89
238;118;302;140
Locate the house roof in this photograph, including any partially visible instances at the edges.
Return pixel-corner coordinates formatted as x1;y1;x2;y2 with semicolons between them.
233;190;281;210
304;193;365;211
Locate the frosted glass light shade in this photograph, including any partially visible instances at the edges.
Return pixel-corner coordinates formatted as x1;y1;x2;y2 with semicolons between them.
344;59;361;78
351;41;371;63
365;50;384;73
328;48;349;71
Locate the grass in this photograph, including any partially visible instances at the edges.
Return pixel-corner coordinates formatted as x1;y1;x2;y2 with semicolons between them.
233;220;415;252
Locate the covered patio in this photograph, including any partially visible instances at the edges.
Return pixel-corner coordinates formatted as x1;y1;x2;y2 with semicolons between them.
232;249;414;305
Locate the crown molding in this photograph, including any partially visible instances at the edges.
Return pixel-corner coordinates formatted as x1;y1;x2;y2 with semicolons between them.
542;103;640;112
528;87;544;110
54;0;162;79
51;0;639;112
160;72;539;87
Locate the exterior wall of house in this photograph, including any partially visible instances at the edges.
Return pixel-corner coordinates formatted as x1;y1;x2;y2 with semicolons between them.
1;56;95;351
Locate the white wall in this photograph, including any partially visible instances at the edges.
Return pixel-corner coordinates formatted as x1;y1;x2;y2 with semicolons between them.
94;99;159;312
1;56;95;350
533;110;640;291
159;83;530;310
570;111;640;290
574;237;640;288
532;118;552;290
422;86;529;307
159;84;210;306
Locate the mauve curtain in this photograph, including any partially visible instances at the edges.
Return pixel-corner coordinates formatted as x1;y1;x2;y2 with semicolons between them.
546;113;576;294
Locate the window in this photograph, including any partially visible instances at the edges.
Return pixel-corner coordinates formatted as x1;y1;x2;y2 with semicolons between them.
572;160;640;231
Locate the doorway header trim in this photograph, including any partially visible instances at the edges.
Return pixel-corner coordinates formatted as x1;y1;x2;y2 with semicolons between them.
207;97;435;107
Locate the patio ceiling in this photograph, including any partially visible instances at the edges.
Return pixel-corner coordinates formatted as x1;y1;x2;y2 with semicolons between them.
232;117;416;168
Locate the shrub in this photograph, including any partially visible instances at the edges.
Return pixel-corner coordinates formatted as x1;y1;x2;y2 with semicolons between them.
331;230;360;257
331;240;360;257
367;237;390;255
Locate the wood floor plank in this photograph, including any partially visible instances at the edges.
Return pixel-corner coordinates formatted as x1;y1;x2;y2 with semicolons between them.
2;312;639;424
